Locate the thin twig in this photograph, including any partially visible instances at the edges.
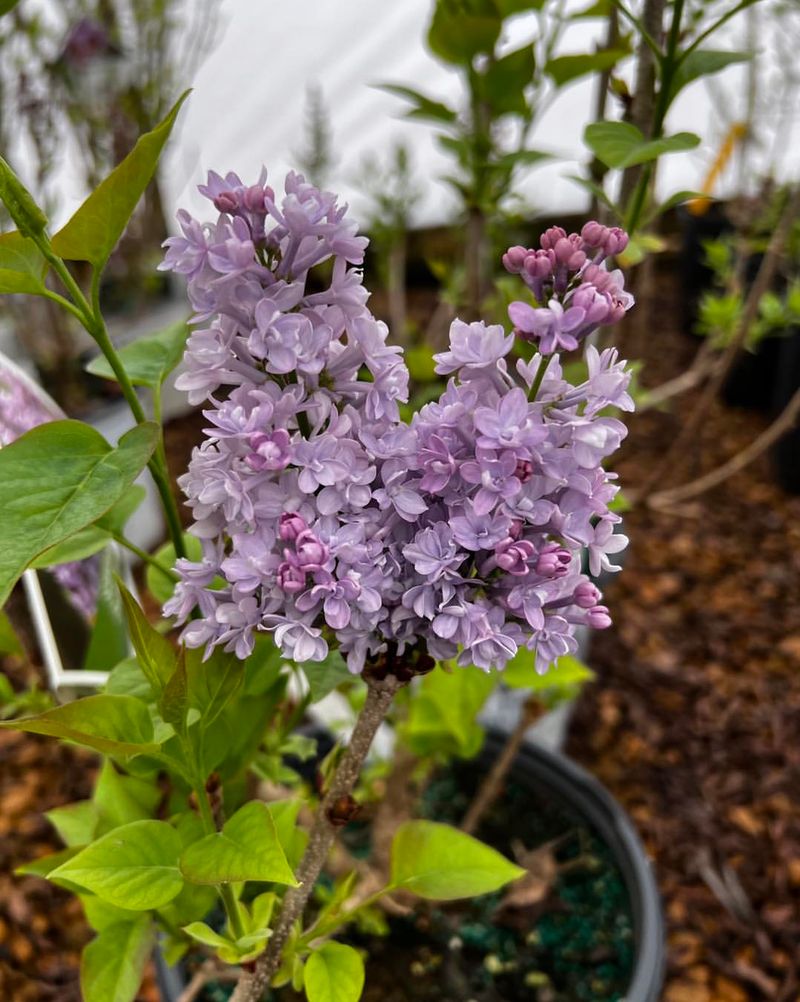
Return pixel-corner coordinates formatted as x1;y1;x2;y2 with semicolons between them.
636;340;718;411
177;960;239;1002
635;184;800;501
648;386;800;508
229;673;404;1002
461;698;543;836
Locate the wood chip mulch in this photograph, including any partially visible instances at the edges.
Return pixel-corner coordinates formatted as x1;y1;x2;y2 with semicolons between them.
567;277;800;1002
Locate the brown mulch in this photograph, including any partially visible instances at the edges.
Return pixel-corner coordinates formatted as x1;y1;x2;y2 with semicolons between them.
567;274;800;1002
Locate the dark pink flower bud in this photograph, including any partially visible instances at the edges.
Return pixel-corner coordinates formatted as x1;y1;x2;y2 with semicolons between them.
502;245;529;273
581;221;608;249
605;227;629;256
279;512;308;542
294;529;329;571
536;544;572;578
540;226;567;251
523;250;553;280
277;560;306;593
495;538;537;575
573;581;602;609
587;604;612;629
515;459;534;483
213;191;239;214
243;184;268;213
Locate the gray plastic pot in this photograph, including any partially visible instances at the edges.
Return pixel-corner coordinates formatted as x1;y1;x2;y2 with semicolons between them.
157;730;663;1002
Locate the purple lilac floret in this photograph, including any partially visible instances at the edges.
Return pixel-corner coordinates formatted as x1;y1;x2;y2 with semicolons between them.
0;357;99;619
163;171;634;674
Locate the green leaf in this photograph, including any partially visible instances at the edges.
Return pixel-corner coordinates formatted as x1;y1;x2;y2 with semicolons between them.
378;85;457;126
118;583;176;696
0;230;48;294
0;694;159;757
491;148;551;172
0;608;23;656
146;534;202;604
161;649;189;737
16;846;81;878
179;801;298;886
0;420;158;607
51;92;190;267
584;121;700;169
31;490;147;569
652;189;706;217
105;657;153;701
503;651;594;692
31;525;111;568
93;761;160;832
183;647;243;744
403;665;493;759
182;921;234;952
267;799;308;870
86;319;190;389
669;49;750;102
46;800;98;847
482;45;535;115
427;0;502;65
304;942;365;1002
51;819;183;910
567;175;619;216
84;548;129;672
546;48;629;87
80;918;155;1002
302;650;351;703
390;820;525;900
0;1;23;15
81;897;142;933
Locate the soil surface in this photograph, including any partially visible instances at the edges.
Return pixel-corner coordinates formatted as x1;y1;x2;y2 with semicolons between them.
567;268;800;1002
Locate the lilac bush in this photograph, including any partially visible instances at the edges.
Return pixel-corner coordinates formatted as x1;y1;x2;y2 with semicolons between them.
162;172;634;675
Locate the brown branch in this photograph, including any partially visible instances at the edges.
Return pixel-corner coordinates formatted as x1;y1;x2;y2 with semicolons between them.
634;184;800;501
461;698;543;836
648;385;800;508
177;961;239;1002
636;339;718;412
229;673;404;1002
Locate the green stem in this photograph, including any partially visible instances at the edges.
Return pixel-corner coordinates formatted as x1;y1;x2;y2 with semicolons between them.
624;0;685;236
111;532;179;581
37;246;186;559
528;354;553;400
191;766;247;941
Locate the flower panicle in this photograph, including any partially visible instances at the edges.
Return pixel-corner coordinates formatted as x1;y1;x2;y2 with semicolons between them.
162;170;633;677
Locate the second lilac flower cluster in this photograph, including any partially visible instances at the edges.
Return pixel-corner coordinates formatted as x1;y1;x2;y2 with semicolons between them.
162;171;634;675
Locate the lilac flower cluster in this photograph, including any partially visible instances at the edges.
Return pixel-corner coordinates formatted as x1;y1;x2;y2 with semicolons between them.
163;170;634;675
0;356;98;619
504;222;633;353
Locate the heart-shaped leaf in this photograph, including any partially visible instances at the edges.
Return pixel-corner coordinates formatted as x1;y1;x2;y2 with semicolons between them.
584;121;700;170
51;92;190;267
51;820;183;910
390;820;525;900
179;801;297;886
0;694;159;757
80;918;155;1002
0;420;158;606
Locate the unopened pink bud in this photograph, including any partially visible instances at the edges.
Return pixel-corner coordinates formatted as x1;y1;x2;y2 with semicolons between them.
540;226;567;251
587;605;612;629
243;184;267;213
581;221;608;248
213;192;239;214
574;581;602;609
279;512;308;542
502;245;529;273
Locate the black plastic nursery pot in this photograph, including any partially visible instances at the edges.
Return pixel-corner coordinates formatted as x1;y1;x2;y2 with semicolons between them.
158;733;664;1002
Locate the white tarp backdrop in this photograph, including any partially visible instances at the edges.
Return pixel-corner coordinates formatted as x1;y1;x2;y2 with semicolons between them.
19;1;800;232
